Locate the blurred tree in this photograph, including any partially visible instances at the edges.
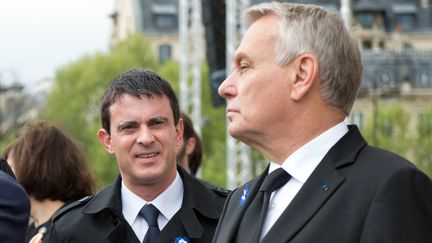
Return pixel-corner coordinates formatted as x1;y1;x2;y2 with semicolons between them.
414;105;432;178
361;101;432;178
362;102;411;156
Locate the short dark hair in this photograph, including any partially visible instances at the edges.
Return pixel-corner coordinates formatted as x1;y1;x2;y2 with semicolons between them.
11;121;96;201
181;112;202;175
100;69;180;134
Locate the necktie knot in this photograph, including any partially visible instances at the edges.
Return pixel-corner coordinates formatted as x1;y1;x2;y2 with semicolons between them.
140;204;159;227
235;168;291;243
260;168;290;193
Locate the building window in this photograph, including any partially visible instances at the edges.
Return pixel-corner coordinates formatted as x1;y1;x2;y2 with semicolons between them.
357;12;374;29
155;14;175;30
351;111;364;128
151;3;177;31
418;113;432;137
392;3;418;32
395;14;416;32
362;40;372;50
159;44;172;64
414;69;432;88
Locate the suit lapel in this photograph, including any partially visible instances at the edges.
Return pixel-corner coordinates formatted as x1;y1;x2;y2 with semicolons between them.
262;125;367;243
262;162;345;243
215;167;269;243
106;221;140;243
155;207;202;243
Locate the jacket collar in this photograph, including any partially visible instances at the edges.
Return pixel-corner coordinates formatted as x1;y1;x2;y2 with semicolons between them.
178;166;224;219
81;166;224;239
261;125;367;243
81;175;123;216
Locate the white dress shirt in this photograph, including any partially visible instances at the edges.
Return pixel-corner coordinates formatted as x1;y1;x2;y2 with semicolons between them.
260;121;349;240
121;172;184;242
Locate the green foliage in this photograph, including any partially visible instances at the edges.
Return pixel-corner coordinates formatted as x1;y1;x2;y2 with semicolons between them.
361;101;432;178
413;106;432;178
362;102;411;155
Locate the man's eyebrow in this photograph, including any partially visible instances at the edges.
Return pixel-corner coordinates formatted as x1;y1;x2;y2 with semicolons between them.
233;51;251;65
117;120;138;130
147;116;169;124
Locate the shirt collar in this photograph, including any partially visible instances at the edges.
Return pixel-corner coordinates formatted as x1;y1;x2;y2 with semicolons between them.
269;121;348;183
121;171;184;225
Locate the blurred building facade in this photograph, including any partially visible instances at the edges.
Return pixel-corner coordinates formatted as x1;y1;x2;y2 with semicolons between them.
0;73;52;137
110;0;432;144
110;0;181;64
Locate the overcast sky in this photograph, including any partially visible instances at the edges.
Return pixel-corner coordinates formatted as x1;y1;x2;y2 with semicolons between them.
0;0;114;90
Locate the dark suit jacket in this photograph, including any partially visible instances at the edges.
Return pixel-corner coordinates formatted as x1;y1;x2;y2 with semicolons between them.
212;125;432;243
0;171;31;243
47;166;227;243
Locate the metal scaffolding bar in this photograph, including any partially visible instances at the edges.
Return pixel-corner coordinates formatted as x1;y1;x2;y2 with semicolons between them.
225;0;251;189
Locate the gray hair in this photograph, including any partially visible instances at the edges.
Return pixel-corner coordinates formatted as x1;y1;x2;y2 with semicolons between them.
245;2;363;115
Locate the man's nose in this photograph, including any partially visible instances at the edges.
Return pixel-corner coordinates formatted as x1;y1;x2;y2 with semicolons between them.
136;127;154;146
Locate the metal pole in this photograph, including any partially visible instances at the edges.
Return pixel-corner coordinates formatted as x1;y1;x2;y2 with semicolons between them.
225;0;251;189
340;0;351;29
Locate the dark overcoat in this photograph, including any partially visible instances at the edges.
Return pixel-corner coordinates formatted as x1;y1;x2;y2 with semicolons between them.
47;167;228;243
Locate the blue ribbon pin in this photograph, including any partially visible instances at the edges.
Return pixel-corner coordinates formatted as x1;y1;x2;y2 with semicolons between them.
239;183;249;206
320;183;329;191
174;236;190;243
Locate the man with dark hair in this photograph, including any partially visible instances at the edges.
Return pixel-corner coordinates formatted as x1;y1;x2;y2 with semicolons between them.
47;69;227;243
176;111;202;176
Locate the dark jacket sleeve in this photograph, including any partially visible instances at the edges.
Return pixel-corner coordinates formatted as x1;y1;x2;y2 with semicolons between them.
0;171;30;243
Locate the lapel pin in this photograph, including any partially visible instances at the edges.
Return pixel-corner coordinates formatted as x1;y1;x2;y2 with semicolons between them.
239;183;249;206
320;183;329;191
174;236;190;243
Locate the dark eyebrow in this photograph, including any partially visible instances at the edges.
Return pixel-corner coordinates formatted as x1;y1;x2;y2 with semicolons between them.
147;116;169;125
117;120;138;131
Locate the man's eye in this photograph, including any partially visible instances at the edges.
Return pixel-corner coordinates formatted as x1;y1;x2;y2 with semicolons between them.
151;120;165;126
239;63;249;71
119;124;136;131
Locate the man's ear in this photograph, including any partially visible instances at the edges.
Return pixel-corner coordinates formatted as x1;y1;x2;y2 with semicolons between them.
175;118;184;147
97;129;114;154
185;137;197;156
290;53;319;101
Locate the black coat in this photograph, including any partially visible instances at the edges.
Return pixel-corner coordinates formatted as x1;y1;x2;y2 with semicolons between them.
0;170;30;243
47;167;228;243
212;126;432;243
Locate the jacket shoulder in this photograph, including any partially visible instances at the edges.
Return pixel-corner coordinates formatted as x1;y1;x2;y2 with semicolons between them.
200;179;231;198
52;196;93;222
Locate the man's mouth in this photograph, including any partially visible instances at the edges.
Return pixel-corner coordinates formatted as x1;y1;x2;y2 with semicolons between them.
136;153;159;158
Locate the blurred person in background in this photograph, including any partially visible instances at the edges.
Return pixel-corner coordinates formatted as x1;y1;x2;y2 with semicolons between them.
8;121;96;242
176;111;202;176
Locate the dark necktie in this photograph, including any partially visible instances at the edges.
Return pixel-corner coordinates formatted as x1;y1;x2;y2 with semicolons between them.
236;168;291;243
140;204;160;243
